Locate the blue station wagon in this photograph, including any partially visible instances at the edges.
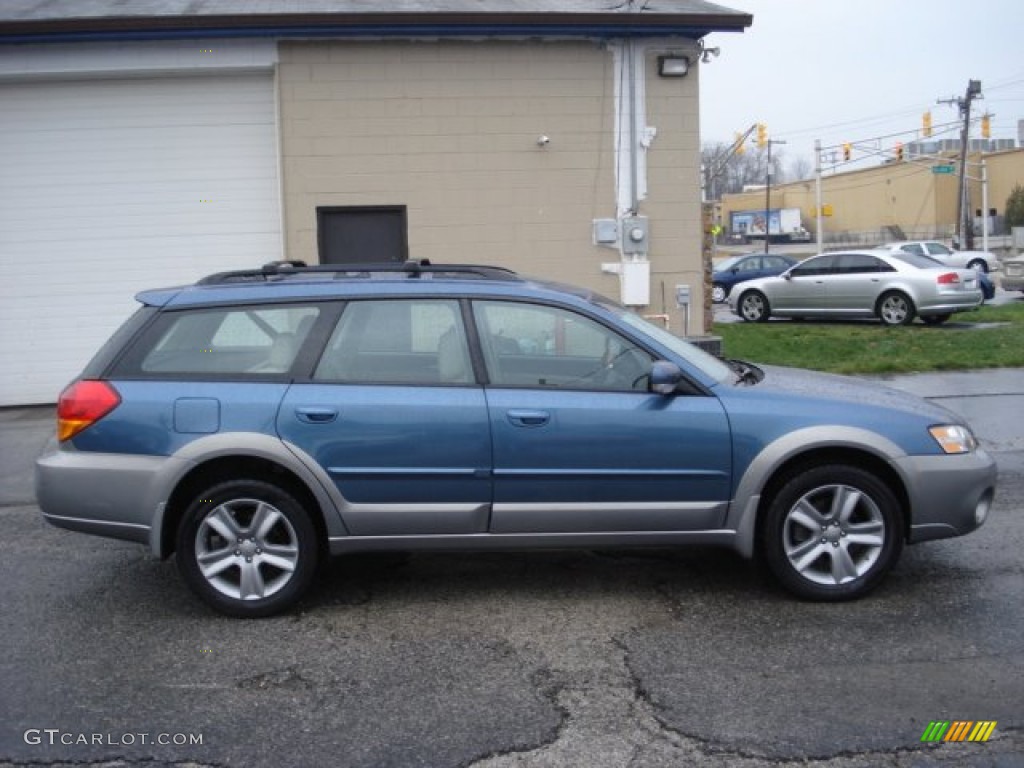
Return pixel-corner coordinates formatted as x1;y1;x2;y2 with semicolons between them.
36;261;997;616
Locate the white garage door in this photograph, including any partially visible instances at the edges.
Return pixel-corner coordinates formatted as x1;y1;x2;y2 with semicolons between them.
0;73;281;405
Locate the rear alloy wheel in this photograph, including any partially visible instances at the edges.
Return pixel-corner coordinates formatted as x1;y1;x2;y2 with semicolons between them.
877;291;915;326
739;291;771;323
921;314;951;326
966;258;987;273
712;283;728;303
177;479;319;617
760;465;903;601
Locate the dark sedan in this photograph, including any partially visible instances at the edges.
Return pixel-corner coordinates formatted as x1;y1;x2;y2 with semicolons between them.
712;253;798;303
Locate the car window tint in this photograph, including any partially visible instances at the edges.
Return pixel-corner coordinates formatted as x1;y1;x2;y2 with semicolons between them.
136;305;319;375
473;301;652;392
791;255;836;277
737;257;761;272
837;254;884;274
763;256;787;270
314;299;472;385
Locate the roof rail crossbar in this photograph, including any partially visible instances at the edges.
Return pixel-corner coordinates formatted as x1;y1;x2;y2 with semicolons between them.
197;259;519;285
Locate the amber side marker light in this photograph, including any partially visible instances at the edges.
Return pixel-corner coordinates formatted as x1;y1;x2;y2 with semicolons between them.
57;380;121;442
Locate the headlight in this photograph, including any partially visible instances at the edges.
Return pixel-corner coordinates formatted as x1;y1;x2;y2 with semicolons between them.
929;424;978;454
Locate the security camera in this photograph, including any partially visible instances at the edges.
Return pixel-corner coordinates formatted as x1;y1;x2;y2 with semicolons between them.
537;135;550;146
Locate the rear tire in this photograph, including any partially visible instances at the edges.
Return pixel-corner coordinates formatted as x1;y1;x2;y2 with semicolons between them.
966;258;987;273
739;290;771;323
877;291;915;326
759;465;903;601
177;479;319;618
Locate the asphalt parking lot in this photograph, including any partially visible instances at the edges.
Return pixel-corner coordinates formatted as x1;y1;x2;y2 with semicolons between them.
2;368;1022;768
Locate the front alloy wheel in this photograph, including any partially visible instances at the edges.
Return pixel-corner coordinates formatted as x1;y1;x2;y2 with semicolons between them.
760;465;903;600
712;283;728;303
177;480;318;617
739;291;770;322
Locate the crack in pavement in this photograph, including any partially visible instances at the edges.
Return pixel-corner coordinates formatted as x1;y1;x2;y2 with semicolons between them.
466;635;1024;768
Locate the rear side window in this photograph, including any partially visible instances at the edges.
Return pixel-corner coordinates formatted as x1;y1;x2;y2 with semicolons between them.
114;305;320;376
314;299;472;385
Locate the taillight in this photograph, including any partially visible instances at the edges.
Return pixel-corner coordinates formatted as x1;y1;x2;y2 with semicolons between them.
57;380;121;442
937;272;961;285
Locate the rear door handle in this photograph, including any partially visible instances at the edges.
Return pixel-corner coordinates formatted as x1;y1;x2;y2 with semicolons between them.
507;410;550;428
295;407;338;424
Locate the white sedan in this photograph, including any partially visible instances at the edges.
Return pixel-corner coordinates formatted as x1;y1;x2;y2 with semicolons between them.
881;241;1000;273
729;250;983;326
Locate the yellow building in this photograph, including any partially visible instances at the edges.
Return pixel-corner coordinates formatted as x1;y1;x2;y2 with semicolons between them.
720;148;1024;246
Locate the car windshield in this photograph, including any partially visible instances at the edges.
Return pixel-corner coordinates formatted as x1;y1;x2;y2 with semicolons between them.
618;311;733;382
714;256;742;272
889;252;944;270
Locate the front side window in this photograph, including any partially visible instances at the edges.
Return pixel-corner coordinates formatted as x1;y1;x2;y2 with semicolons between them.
925;242;953;256
473;301;652;391
134;305;319;375
314;299;472;384
899;243;926;256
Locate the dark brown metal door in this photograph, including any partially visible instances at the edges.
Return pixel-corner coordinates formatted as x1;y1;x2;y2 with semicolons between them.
317;206;408;264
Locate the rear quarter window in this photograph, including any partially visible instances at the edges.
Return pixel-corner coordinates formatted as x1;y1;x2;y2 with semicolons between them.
111;305;320;377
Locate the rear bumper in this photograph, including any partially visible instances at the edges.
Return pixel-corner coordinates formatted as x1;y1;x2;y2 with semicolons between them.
35;447;187;547
897;449;997;543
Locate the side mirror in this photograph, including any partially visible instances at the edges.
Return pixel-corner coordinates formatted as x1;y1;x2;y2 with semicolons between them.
783;272;793;280
649;360;684;395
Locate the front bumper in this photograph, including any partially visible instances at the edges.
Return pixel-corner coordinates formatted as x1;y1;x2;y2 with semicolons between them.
896;448;997;543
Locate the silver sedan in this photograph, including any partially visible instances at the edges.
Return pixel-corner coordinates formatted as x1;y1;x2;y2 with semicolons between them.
728;250;983;326
881;240;1000;274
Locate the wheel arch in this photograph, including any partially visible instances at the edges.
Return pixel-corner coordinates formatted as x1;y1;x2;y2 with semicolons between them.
159;455;329;560
148;433;347;559
730;428;912;558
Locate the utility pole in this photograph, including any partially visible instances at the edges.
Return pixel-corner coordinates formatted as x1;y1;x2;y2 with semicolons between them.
814;139;823;253
939;79;982;249
764;138;786;253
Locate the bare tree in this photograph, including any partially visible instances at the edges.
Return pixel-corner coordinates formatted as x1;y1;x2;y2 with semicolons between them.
701;142;783;200
785;154;813;183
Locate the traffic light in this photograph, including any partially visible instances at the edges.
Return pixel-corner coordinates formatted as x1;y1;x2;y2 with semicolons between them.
842;143;851;161
756;123;767;149
735;132;745;155
922;111;932;138
981;114;991;139
895;142;904;161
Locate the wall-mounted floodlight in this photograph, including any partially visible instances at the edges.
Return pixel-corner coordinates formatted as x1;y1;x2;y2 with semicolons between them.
657;55;689;78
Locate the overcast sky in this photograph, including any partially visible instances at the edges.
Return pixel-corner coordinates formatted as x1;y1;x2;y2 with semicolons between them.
698;0;1024;175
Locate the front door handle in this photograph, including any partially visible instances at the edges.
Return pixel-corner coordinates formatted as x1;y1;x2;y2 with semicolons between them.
507;410;550;428
295;407;338;424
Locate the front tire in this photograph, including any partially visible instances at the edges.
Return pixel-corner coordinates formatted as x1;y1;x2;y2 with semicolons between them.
759;465;903;601
177;479;319;618
712;283;728;303
877;291;915;326
739;290;771;323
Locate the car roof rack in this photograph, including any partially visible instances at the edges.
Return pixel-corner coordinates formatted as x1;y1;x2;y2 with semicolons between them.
196;259;520;285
